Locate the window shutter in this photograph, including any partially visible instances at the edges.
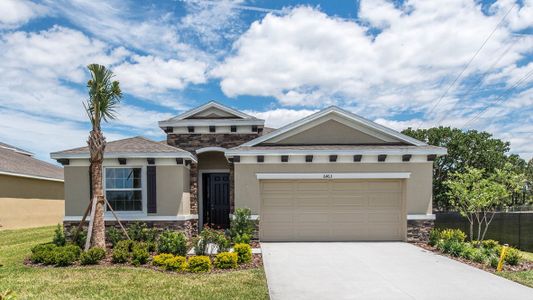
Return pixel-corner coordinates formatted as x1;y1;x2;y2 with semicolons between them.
147;166;157;213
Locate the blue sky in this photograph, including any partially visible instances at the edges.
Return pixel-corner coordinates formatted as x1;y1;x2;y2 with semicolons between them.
0;0;532;162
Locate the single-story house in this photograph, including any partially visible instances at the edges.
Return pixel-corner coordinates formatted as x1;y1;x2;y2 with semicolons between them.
0;142;64;229
51;101;446;242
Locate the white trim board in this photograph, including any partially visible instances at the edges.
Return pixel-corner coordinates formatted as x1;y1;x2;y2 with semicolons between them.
256;172;411;180
64;215;199;221
407;214;436;220
51;152;197;162
196;147;226;154
225;148;447;156
240;106;427;147
0;170;64;182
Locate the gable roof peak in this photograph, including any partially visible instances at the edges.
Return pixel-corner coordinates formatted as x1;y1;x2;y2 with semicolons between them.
239;105;427;147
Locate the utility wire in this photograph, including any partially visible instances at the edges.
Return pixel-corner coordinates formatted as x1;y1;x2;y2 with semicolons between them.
416;2;517;129
434;39;518;127
461;69;533;128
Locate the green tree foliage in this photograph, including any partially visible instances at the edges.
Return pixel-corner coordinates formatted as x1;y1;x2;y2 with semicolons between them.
402;127;530;210
445;166;524;241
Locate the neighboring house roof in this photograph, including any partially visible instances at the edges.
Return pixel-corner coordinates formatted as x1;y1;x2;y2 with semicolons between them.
226;145;447;156
0;142;34;156
51;136;197;161
0;144;63;182
240;106;428;147
158;101;265;127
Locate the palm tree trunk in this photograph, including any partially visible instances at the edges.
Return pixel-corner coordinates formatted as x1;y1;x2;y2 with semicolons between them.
88;129;106;248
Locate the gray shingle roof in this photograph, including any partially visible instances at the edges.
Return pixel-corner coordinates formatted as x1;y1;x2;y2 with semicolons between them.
51;136;192;158
0;145;63;180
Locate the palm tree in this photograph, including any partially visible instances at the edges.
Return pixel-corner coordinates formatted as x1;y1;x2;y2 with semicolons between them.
84;64;122;249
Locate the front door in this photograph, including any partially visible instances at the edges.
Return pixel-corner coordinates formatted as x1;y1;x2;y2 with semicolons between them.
202;173;230;229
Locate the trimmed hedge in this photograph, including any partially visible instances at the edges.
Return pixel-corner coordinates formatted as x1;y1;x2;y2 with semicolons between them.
214;252;238;269
233;243;252;264
188;256;211;273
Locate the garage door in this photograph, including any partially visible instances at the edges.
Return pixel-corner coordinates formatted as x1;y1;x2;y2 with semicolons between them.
260;179;404;241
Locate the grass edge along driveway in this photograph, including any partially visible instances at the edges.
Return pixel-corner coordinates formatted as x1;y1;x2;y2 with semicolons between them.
0;226;269;300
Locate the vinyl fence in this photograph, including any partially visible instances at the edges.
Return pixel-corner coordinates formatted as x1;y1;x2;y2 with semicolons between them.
435;212;533;252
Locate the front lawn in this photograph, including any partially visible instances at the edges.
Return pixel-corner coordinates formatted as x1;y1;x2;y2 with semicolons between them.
0;226;269;299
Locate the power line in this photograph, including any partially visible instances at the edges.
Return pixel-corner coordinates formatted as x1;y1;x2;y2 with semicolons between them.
416;2;517;129
461;69;533;128
434;39;518;127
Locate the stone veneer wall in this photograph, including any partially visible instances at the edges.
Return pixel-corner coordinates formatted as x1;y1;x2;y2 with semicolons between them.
64;219;198;238
407;219;434;243
166;133;260;153
166;133;260;234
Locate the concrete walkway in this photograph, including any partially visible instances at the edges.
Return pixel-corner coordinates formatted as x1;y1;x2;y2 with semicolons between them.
261;242;532;300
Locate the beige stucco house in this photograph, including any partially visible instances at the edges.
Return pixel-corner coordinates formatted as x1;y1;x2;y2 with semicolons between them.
0;142;64;229
51;101;446;242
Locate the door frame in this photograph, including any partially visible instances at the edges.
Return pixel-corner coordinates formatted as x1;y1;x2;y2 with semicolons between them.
198;169;230;230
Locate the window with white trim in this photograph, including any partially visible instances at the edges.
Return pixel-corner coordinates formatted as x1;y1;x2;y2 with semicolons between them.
105;167;142;211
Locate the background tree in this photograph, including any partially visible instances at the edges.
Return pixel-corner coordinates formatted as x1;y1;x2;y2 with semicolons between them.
401;127;530;210
445;167;509;241
84;64;122;249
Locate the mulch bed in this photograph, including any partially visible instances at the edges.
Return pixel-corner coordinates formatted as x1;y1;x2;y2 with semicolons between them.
413;242;533;273
25;250;263;274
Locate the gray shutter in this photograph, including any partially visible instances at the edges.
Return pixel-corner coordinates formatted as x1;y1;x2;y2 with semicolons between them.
147;166;157;213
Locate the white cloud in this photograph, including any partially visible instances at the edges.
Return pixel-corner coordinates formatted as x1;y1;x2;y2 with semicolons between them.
114;55;208;98
214;2;532;110
244;108;318;128
0;0;47;29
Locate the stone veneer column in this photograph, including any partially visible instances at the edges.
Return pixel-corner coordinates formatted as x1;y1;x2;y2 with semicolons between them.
189;162;198;215
407;219;435;243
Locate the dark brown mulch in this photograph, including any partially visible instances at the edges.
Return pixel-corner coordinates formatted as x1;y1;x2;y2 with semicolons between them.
413;242;533;272
25;252;263;275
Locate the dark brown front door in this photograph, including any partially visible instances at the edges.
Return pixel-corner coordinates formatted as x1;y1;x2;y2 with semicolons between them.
202;173;230;229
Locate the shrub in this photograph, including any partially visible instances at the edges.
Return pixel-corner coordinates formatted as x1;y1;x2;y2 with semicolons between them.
115;240;134;252
214;252;238;269
157;231;187;256
448;241;466;257
164;256;188;272
30;243;58;264
460;246;476;260
439;229;466;243
80;248;106;265
107;227;125;248
503;247;521;266
188;256;211;273
126;223;159;243
428;228;441;246
233;243;252;264
481;239;500;250
53;224;66;246
472;249;487;263
152;253;174;267
53;245;80;266
489;255;499;268
112;247;130;264
131;242;150;266
68;227;87;249
229;208;254;244
193;227;230;255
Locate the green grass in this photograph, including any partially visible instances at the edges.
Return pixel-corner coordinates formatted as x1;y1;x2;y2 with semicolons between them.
498;250;533;288
0;226;269;299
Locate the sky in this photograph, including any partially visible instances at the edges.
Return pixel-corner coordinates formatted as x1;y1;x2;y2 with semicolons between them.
0;0;532;163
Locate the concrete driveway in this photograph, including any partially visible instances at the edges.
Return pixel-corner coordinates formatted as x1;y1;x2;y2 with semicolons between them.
261;242;532;300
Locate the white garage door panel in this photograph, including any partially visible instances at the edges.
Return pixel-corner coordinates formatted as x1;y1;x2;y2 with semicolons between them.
260;179;404;241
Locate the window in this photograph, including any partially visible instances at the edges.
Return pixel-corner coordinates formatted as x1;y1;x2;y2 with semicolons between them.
105;168;143;211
